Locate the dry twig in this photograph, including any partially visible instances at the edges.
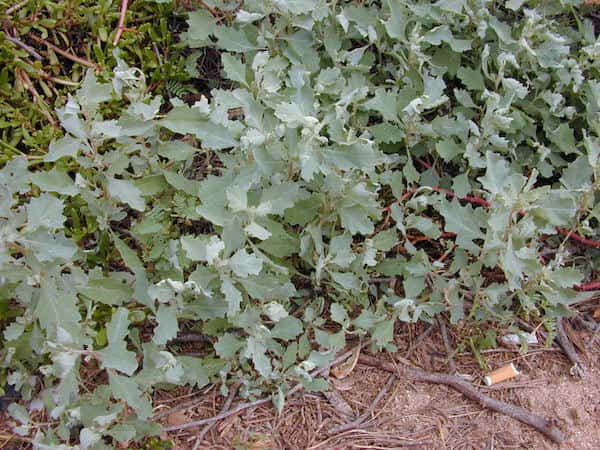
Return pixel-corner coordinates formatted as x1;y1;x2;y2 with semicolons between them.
358;354;566;444
438;317;457;374
113;0;129;46
555;318;586;378
191;382;241;450
28;33;100;70
405;323;435;359
4;35;43;60
6;0;29;15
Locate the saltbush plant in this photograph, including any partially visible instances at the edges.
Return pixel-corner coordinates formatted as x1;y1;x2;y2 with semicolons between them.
1;0;599;447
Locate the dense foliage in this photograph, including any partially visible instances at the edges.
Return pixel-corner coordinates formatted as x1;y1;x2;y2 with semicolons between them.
1;0;599;447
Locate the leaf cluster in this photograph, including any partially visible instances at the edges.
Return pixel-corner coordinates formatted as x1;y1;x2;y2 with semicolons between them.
1;0;599;447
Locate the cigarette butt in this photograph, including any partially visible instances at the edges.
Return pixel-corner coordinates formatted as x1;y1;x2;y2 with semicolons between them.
484;363;520;386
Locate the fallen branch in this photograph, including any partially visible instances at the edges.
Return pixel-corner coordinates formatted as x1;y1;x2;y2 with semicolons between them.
163;344;366;432
358;354;566;444
28;33;100;70
113;0;129;46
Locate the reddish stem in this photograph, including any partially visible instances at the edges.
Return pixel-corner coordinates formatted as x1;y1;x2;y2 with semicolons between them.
113;0;129;46
415;156;432;170
557;228;600;249
383;187;490;212
574;281;600;292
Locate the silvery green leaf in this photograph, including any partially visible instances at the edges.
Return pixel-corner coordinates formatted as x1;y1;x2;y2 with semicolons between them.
77;70;113;107
478;152;511;196
8;403;30;424
330;303;349;327
244;336;272;377
457;67;485;91
108;372;152;419
194;121;238;149
221;277;243;316
260;182;305;215
21;230;78;262
35;279;81;333
161;104;205;134
275;0;317;14
329;233;355;268
364;87;398;122
257;220;299;258
153;304;179;346
436;139;463;161
0;158;30;195
178;356;210;388
181;235;209;261
452;173;471;198
272;386;285;414
372;319;394;349
340;205;374;235
406;215;440;239
533;191;577;226
229;249;263;277
79;277;133;305
206;236;226;264
80;428;101;450
560;157;593;191
503;236;523;290
156;141;198;161
385;0;407;39
226;185;248;211
162;170;200;196
271;316;303;341
214;27;260;52
27;194;66;230
107;308;130;344
274;101;306;128
215;332;244;358
107;178;146;211
263;301;288;322
114;237;144;272
584;134;599;168
56;96;87;140
92;119;123;138
4;322;25;341
98;341;138;375
390;204;406;235
107;424;137;444
182;9;217;47
45;136;85;162
439;200;485;254
330;271;359;290
222;53;248;87
236;10;264;23
245;222;272;240
30;169;79;196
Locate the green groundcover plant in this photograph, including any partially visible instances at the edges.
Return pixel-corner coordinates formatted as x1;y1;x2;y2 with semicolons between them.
1;0;599;447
